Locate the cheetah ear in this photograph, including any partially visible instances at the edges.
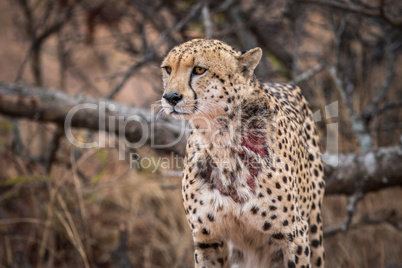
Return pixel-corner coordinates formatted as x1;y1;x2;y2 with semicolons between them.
237;47;262;78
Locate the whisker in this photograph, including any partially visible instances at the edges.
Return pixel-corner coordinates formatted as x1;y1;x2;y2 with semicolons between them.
156;109;165;120
151;100;163;108
194;106;212;122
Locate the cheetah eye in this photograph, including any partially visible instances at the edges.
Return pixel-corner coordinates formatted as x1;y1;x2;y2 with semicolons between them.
192;66;207;75
164;66;172;75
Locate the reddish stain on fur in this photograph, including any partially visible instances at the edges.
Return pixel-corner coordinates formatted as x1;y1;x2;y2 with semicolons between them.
241;127;269;158
239;126;269;192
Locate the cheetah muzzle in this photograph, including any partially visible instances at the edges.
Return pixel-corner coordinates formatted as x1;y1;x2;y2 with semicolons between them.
161;39;325;268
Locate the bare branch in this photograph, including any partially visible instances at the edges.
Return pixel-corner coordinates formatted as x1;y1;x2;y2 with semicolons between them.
327;14;372;152
0;82;187;156
14;0;54;84
202;2;213;39
105;57;150;100
290;64;324;84
297;0;402;28
361;34;396;121
105;1;205;100
375;35;396;104
324;208;402;237
45;126;64;174
342;190;364;232
324;146;402;195
376;101;402;116
15;1;78;85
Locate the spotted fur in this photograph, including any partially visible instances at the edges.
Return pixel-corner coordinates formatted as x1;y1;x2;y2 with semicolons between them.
161;39;325;268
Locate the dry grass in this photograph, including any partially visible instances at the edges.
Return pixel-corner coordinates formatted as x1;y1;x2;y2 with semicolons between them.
0;144;194;267
1;139;402;267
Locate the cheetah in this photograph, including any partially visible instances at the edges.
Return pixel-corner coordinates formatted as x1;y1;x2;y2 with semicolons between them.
161;39;325;268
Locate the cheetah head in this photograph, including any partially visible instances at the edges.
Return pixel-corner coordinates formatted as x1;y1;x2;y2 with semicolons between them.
160;39;262;123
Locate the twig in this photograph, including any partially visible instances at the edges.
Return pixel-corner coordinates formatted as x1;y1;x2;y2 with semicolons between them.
376;101;402;116
57;30;68;91
327;13;353;116
342;190;364;232
375;35;395;104
324;209;402;237
228;3;269;77
361;34;396;121
157;1;205;48
323;190;364;237
14;0;53;83
327;174;365;236
292;9;309;76
105;57;150;100
11;120;24;156
378;0;401;28
290;64;324;84
45;127;64;174
202;2;213;39
140;6;148;55
211;0;235;13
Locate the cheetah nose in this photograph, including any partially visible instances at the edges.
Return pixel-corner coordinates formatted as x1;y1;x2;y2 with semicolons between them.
163;92;183;106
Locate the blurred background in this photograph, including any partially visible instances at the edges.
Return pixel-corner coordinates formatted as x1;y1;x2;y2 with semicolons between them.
0;0;401;267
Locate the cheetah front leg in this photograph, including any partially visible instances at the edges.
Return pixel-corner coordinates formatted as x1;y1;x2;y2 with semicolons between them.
308;207;325;267
193;237;229;268
283;237;311;268
280;221;311;268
